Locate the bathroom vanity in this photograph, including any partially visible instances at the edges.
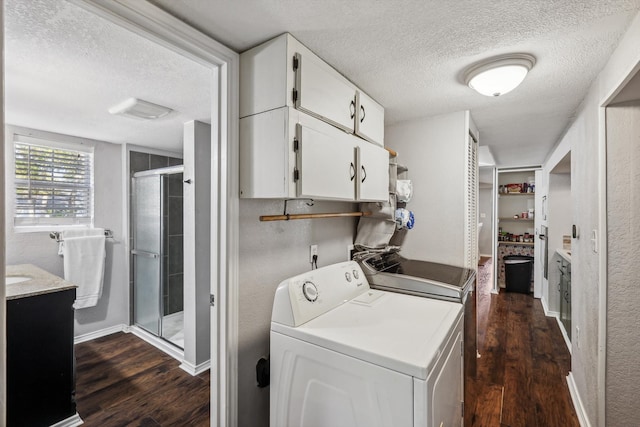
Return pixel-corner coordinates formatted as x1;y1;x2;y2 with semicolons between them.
6;264;78;426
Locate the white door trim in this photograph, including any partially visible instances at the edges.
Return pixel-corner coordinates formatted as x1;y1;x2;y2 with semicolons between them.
71;1;240;425
596;58;640;427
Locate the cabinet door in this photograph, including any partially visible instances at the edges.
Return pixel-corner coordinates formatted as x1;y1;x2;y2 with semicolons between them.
356;141;389;202
295;52;356;134
296;122;355;201
355;91;385;146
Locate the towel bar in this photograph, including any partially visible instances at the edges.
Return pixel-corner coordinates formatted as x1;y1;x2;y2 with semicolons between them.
49;229;114;242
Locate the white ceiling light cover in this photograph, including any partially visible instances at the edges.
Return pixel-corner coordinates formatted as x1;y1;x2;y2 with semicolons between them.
465;54;536;97
108;97;173;120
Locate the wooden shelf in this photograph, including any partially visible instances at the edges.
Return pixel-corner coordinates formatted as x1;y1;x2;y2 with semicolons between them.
499;217;534;222
499;192;535;196
499;241;535;246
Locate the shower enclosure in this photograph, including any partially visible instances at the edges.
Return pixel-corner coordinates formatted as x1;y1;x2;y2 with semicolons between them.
132;165;184;348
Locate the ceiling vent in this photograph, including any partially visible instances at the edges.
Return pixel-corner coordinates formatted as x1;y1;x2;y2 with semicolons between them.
108;97;172;120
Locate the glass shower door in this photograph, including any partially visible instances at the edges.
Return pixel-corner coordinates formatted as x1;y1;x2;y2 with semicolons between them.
132;174;163;335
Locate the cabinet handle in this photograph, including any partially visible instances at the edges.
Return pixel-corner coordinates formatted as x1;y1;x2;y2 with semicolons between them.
350;162;356;181
361;165;367;183
350;100;356;119
360;105;366;123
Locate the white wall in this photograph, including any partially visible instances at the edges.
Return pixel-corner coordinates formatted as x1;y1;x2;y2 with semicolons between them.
0;6;6;421
545;173;571;313
541;10;640;425
605;100;640;426
236;199;357;427
478;187;493;255
385;111;468;266
183;120;211;368
4;127;128;338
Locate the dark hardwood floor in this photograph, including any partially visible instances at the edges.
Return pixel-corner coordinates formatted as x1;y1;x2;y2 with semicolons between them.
467;260;580;427
75;332;209;426
74;261;577;427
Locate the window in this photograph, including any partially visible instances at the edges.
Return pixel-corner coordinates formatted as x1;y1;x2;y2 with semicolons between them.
13;133;94;227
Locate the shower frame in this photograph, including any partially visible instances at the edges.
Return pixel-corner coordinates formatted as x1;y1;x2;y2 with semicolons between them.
131;165;184;345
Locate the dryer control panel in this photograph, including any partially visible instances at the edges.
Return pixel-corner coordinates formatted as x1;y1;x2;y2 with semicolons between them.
272;261;370;327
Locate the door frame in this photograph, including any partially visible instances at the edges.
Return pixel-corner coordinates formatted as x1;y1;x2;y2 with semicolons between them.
72;1;240;425
596;57;640;427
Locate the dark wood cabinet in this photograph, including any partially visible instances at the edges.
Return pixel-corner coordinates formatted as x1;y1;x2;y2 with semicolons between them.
7;288;76;426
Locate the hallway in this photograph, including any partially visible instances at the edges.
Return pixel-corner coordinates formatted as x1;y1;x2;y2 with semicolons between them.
467;260;580;426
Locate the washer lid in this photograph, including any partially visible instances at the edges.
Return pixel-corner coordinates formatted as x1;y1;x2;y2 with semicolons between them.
271;289;463;380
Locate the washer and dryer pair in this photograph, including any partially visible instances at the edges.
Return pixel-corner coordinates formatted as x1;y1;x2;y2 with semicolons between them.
270;261;464;427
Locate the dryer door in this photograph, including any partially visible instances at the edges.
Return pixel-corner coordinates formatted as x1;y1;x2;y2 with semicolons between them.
270;331;413;427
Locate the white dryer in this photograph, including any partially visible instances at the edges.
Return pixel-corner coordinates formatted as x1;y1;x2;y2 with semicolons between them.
270;261;464;427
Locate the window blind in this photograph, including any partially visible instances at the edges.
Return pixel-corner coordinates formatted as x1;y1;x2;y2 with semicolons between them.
14;138;94;226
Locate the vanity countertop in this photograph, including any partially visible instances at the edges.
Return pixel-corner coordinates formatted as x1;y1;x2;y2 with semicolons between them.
556;249;572;263
6;264;77;300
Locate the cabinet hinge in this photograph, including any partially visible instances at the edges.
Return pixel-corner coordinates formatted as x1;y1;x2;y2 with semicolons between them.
293;168;300;181
461;401;464;417
292;88;298;103
210;294;215;307
293;55;299;71
293;137;299;152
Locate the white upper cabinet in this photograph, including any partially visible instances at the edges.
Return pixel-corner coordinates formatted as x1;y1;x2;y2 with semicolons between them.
356;140;390;201
240;107;389;202
355;91;385;146
294;52;356;134
240;33;384;146
295;122;355;201
239;33;389;201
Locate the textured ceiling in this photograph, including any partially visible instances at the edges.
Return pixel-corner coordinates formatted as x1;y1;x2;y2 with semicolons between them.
4;0;211;152
150;0;640;166
5;1;640;164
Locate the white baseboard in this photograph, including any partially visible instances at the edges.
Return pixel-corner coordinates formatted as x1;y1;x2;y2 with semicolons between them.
51;412;83;427
554;316;572;354
541;297;559;318
74;324;128;344
567;373;591;427
180;359;211;376
129;325;184;362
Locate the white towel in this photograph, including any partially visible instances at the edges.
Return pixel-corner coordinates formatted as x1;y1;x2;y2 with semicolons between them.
62;232;106;309
58;228;105;255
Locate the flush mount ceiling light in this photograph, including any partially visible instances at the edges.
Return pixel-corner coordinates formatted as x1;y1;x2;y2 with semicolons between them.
108;97;172;120
464;53;536;97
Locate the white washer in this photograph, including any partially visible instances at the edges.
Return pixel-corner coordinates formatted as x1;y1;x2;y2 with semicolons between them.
270;261;464;427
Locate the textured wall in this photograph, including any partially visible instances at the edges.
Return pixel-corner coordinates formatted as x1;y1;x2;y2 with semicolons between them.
542;10;640;420
237;199;357;427
4;128;128;338
605;101;640;426
549;96;601;425
385;111;467;266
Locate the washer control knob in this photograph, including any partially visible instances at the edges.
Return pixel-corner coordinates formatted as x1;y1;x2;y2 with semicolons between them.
352;270;360;279
302;281;318;302
345;272;352;282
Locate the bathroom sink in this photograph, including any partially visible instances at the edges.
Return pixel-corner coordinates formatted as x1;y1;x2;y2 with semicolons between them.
6;276;31;285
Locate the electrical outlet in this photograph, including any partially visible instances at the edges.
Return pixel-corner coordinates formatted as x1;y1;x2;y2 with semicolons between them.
310;244;318;263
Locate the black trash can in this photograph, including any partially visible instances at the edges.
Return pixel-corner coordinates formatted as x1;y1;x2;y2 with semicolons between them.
504;255;534;293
